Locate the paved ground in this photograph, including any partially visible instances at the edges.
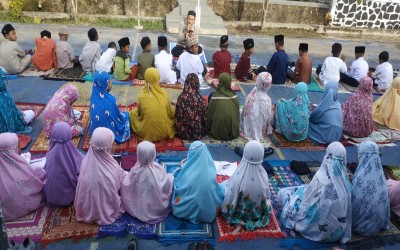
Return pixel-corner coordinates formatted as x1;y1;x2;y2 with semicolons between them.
3;22;400;250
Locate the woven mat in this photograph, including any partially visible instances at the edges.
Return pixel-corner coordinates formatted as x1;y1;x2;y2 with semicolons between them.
379;129;400;141
156;214;214;246
30;106;90;153
216;200;285;242
81;104;186;153
19;66;55;77
45;68;86;82
15;102;46;122
98;213;156;240
41;206;99;249
339;81;382;95
5;206;52;243
345;131;392;144
132;79;183;89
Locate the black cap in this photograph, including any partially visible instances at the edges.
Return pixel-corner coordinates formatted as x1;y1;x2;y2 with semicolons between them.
118;37;130;48
2;24;15;37
140;36;151;50
40;30;51;38
355;46;365;53
158;36;167;47
274;35;284;43
220;35;229;46
243;38;254;50
299;43;308;51
188;10;196;17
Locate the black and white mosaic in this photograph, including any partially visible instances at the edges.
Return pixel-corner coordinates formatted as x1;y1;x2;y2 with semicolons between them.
332;0;400;29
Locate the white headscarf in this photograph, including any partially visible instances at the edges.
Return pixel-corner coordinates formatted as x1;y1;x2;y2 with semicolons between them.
240;72;273;140
222;140;272;230
279;142;352;243
352;141;390;236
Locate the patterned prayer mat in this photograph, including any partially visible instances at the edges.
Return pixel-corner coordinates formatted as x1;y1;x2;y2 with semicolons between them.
29;106;90;153
19;66;55;77
15;102;46;122
268;131;318;149
184;135;272;149
216;201;285;242
45;68;86;82
5;206;52;243
345;131;392;144
388;166;400;180
339;80;382;95
98;213;156;240
132;79;184;89
156;214;214;246
41;206;99;249
379;129;400;141
313;75;351;94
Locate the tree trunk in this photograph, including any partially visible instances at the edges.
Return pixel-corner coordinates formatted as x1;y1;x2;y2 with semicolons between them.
70;0;78;20
261;0;270;30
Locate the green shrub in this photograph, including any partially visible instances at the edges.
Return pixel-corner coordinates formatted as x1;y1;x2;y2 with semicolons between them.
9;0;25;21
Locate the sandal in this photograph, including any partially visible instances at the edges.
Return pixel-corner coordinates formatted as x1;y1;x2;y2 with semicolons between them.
125;237;138;250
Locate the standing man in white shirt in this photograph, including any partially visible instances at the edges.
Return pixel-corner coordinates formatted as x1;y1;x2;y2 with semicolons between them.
340;46;369;87
317;43;347;86
154;36;177;84
370;51;393;92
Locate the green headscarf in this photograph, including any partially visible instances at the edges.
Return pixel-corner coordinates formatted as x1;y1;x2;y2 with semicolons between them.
217;73;235;97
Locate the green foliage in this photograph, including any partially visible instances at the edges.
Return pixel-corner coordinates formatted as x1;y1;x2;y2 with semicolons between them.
8;0;25;21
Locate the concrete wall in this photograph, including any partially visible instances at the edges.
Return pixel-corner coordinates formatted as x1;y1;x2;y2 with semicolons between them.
208;0;329;23
332;0;400;29
20;0;177;17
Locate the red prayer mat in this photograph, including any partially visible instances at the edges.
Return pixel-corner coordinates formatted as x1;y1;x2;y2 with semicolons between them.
41;206;99;249
132;79;183;89
29;106;90;153
5;206;52;243
216;201;285;242
15;102;46;122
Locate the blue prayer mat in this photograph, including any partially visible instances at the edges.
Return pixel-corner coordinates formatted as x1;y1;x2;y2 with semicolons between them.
98;213;156;239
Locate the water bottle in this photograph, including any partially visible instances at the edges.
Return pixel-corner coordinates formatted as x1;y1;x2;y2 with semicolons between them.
235;55;240;63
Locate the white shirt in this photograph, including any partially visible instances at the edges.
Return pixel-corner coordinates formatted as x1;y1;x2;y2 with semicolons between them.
176;51;204;85
79;41;102;71
347;57;369;81
154;50;177;84
372;62;393;90
319;56;347;85
95;48;116;72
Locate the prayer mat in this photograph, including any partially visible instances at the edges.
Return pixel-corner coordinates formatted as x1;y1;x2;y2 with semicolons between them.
156;214;215;246
44;68;86;82
339;81;381;95
373;121;390;130
383;167;400;181
216;200;285;242
19;66;55;77
308;76;324;92
268;131;318;149
41;206;99;249
15;102;46;122
5;206;52;243
345;131;391;144
389;166;400;180
313;75;350;94
132;79;184;89
379;129;400;141
98;213;156;240
29;106;90;153
267;160;303;239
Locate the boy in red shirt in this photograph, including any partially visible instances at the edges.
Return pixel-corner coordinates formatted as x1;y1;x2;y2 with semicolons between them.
212;35;231;78
234;38;255;82
32;30;57;71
